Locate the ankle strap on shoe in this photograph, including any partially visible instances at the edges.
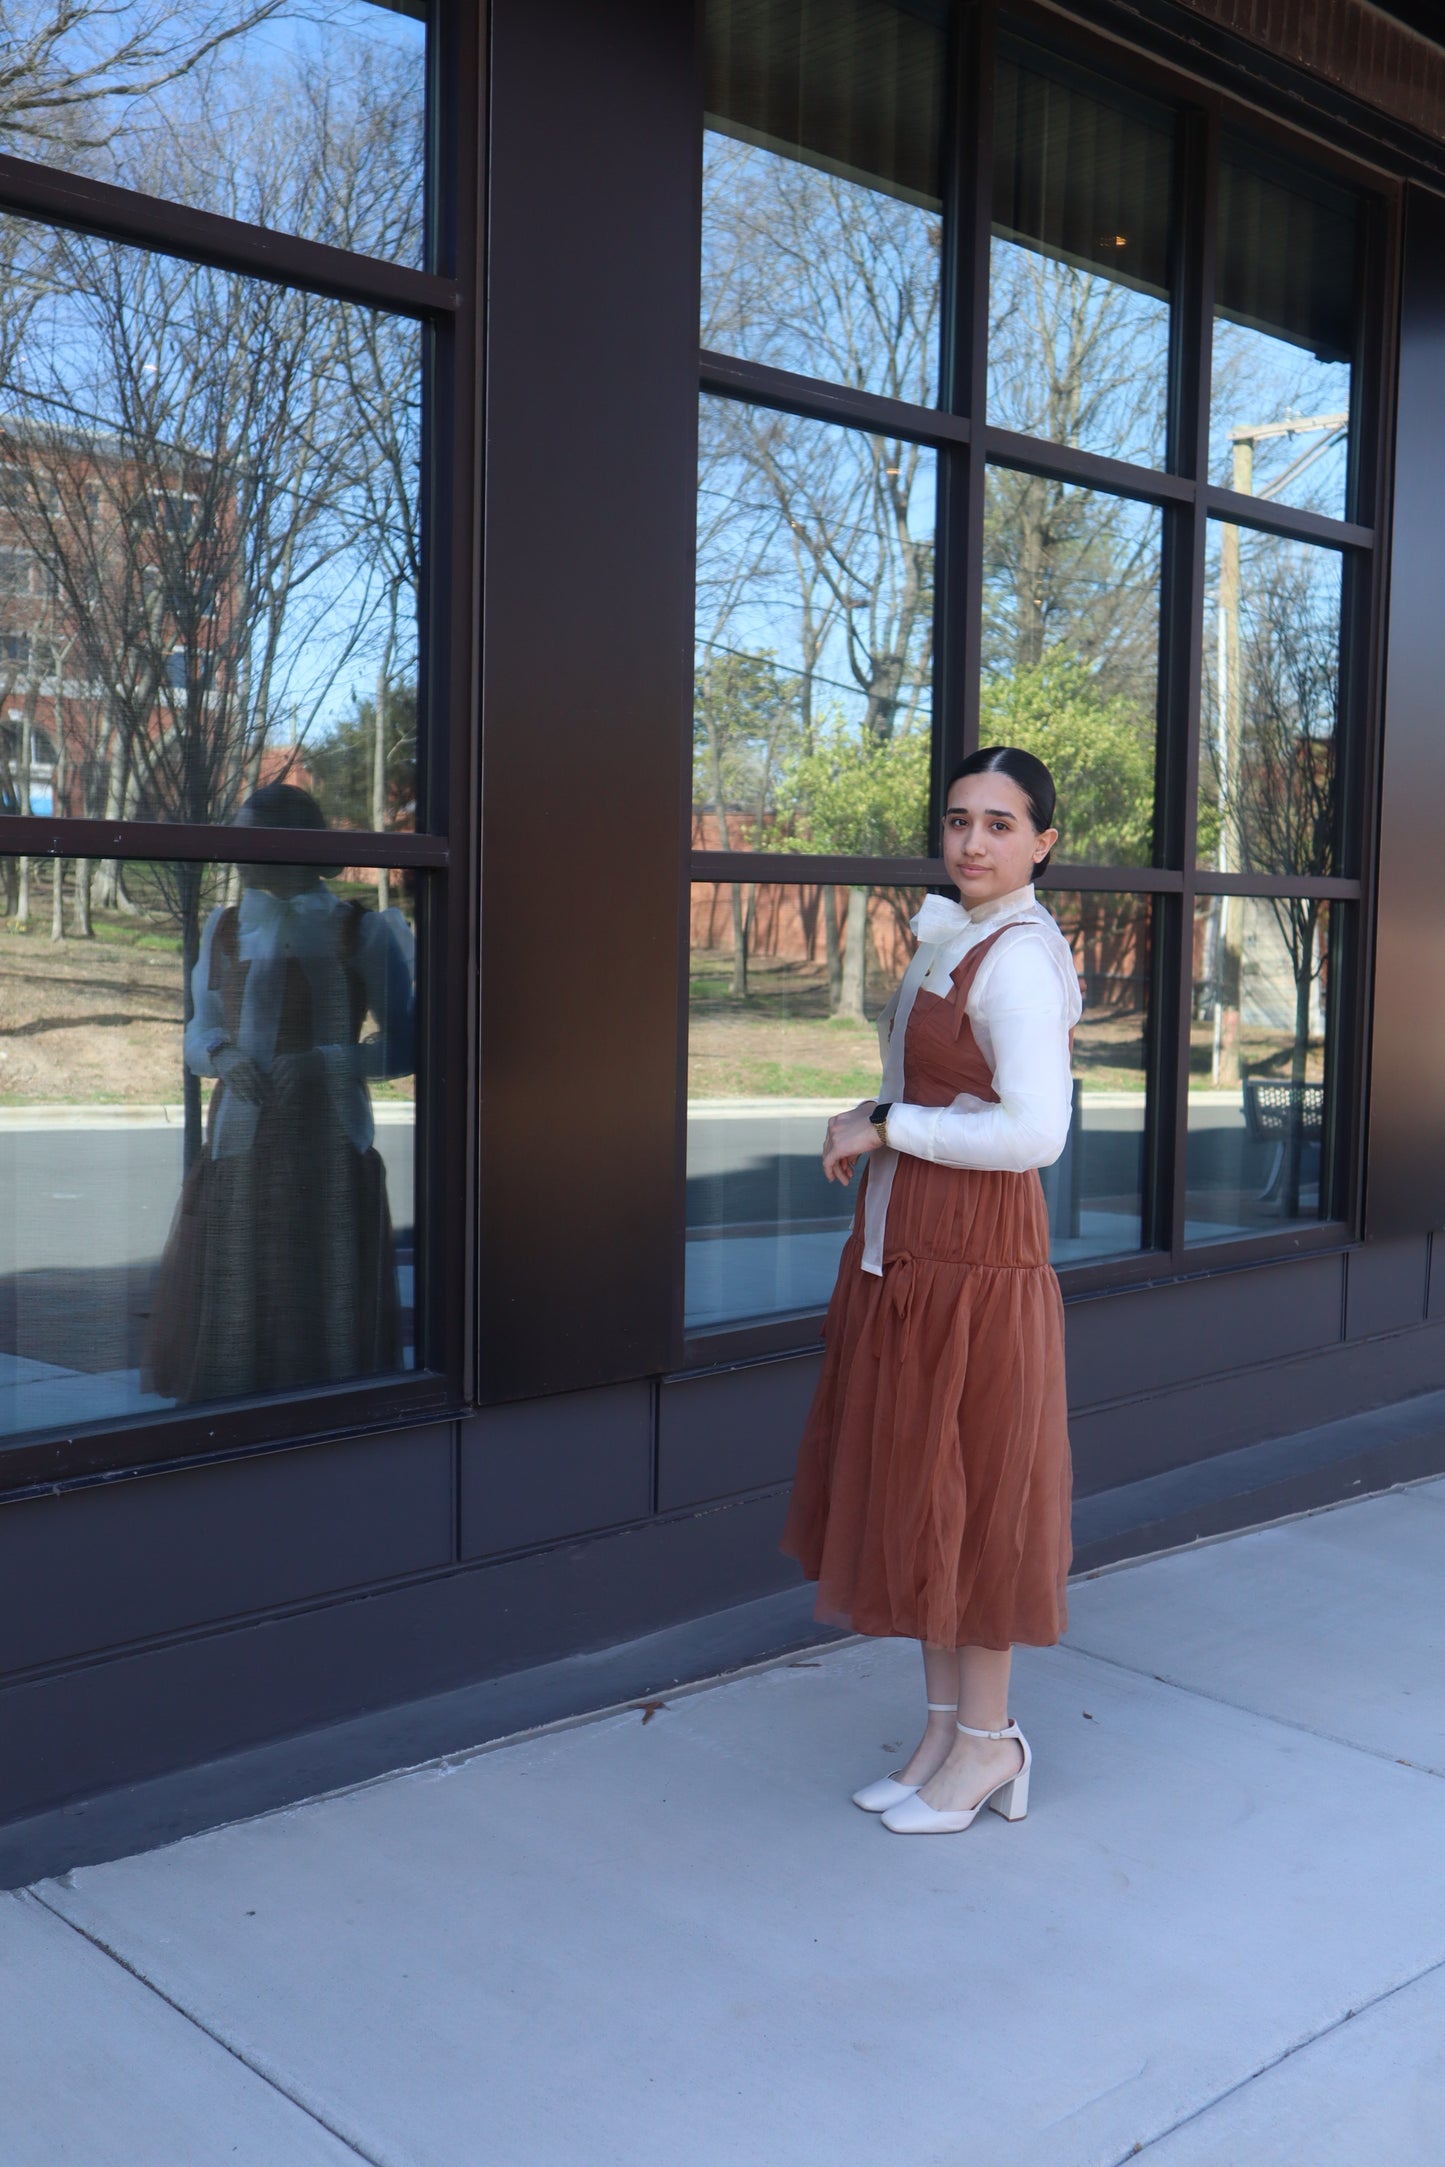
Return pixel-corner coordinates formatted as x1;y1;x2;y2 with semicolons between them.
956;1719;1016;1739
925;1702;957;1713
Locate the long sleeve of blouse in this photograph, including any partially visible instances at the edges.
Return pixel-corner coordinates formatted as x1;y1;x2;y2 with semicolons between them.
884;934;1075;1173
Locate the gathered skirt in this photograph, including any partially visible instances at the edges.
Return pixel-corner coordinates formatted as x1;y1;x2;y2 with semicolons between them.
144;1078;402;1405
781;1151;1072;1650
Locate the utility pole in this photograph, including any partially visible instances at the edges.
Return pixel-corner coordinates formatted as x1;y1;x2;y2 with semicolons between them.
1211;411;1347;1086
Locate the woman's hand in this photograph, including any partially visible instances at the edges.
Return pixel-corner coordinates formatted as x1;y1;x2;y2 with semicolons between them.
213;1043;266;1104
823;1100;883;1186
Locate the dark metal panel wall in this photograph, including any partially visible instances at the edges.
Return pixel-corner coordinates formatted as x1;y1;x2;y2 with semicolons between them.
1366;184;1445;1236
1063;1256;1344;1407
0;1489;796;1826
1069;1310;1445;1490
459;1384;653;1558
476;0;698;1399
0;1428;454;1677
658;1357;824;1512
1345;1236;1430;1339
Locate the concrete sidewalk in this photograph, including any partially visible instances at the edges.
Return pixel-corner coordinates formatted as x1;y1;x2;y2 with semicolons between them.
7;1479;1445;2167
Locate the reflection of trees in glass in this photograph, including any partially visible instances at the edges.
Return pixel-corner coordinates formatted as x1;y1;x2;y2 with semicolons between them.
0;1;426;263
696;385;934;1018
702;133;941;399
0;66;422;1155
308;682;417;833
1202;530;1339;1084
988;241;1169;469
983;475;1160;867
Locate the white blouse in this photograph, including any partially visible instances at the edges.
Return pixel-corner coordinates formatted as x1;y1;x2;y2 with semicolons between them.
185;886;415;1161
860;883;1083;1276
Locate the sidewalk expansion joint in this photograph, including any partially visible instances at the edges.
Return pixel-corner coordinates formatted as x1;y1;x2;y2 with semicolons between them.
1061;1639;1445;1779
21;1888;386;2166
1114;1947;1445;2162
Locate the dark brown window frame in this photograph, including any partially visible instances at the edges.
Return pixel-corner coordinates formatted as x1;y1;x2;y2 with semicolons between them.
683;0;1397;1367
0;0;483;1498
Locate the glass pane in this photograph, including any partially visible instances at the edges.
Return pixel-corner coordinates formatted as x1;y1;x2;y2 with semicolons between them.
0;2;427;266
695;397;934;854
982;470;1160;864
1186;895;1333;1245
703;0;945;399
686;878;917;1332
1198;523;1342;875
0;217;419;836
1212;143;1360;519
1041;890;1152;1264
0;856;420;1442
990;52;1175;468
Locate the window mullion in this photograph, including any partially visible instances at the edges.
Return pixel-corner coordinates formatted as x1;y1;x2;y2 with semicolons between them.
1166;105;1220;1262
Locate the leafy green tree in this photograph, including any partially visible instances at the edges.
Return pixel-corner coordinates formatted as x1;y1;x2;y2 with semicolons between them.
307;681;417;832
779;718;929;859
692;648;799;849
980;655;1153;867
777;721;929;1020
981;656;1168;1025
693;649;800;996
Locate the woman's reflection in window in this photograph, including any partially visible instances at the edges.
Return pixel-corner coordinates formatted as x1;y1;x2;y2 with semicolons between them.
146;783;415;1403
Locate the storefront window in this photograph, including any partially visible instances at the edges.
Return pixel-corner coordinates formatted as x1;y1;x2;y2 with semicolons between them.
1041;891;1153;1265
990;53;1176;469
695;397;935;854
1212;143;1358;522
1199;523;1342;876
703;0;945;398
983;470;1162;866
0;1;428;265
693;0;1375;1337
0;856;419;1442
0;217;421;838
0;0;455;1463
1186;897;1336;1244
685;878;916;1331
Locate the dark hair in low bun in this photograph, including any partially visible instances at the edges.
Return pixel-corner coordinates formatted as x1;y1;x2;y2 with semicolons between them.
942;745;1058;876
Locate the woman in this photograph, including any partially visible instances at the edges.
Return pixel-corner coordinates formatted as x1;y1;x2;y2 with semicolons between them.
145;782;415;1404
782;746;1081;1836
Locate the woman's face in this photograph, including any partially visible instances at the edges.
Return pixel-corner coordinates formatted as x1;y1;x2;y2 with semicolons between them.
234;807;323;900
942;772;1057;908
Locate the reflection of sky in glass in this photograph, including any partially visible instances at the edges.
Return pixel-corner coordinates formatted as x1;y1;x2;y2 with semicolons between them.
983;473;1160;695
1210;325;1350;519
0;214;419;816
702;131;941;403
695;398;934;851
0;2;426;264
988;240;1170;468
1199;522;1342;875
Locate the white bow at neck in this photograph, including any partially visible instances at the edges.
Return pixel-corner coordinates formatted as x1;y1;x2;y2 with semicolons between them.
910;883;1036;945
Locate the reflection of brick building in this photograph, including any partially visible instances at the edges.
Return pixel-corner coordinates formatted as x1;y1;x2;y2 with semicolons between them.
0;427;240;827
692;875;1149;1016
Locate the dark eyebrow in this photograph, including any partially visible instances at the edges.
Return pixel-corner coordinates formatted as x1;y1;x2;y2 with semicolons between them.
948;805;1017;820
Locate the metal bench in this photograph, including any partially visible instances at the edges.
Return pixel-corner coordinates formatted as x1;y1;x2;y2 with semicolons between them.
1242;1077;1324;1208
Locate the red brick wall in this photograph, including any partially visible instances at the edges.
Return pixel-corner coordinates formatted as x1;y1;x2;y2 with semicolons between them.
1173;0;1445;140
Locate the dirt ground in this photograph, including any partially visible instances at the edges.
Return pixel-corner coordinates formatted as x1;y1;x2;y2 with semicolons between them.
688;950;1152;1097
0;890;416;1104
0;922;188;1104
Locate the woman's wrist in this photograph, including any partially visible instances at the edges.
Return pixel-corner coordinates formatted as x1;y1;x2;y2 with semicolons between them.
869;1101;893;1148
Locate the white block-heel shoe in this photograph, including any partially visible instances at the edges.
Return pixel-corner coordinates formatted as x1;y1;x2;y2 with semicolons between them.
879;1719;1031;1834
851;1704;958;1812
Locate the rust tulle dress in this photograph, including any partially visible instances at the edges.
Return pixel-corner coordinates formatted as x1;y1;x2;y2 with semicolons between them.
781;929;1072;1650
144;902;404;1404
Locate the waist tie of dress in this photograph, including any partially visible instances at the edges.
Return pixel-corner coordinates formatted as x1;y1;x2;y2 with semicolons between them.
872;1254;921;1359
